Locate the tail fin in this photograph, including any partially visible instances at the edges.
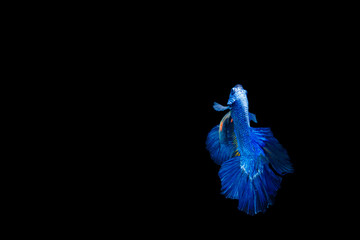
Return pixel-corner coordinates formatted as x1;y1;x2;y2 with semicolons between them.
251;127;294;175
219;156;282;215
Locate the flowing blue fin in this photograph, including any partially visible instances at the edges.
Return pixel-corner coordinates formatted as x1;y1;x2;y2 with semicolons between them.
250;127;294;175
213;102;230;111
218;156;282;215
206;112;237;165
206;125;234;165
219;112;235;145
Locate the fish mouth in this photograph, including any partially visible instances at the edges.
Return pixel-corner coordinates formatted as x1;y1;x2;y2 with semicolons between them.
234;84;243;89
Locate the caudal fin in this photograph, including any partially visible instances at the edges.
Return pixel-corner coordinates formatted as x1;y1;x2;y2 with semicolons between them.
251;127;294;175
219;156;282;215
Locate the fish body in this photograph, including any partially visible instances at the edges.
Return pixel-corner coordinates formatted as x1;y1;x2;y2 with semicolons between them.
206;84;293;215
229;86;251;154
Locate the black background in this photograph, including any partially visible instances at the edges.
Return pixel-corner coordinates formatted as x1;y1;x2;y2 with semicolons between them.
12;4;358;237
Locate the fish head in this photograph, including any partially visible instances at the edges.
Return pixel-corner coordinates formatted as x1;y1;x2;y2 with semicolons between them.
227;84;248;106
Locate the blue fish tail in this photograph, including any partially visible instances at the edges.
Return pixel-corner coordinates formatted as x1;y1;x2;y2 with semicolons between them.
205;125;234;165
219;156;282;215
251;127;294;175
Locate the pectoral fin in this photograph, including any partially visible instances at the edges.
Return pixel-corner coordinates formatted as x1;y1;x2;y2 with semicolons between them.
249;113;257;123
213;102;230;111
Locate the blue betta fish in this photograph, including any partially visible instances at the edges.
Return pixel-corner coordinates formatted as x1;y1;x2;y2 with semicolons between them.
206;84;293;215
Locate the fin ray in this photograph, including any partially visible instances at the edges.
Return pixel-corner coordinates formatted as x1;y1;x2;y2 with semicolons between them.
251;127;294;175
218;156;282;215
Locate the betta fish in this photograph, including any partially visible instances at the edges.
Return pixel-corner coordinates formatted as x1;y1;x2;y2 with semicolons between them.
206;84;293;215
